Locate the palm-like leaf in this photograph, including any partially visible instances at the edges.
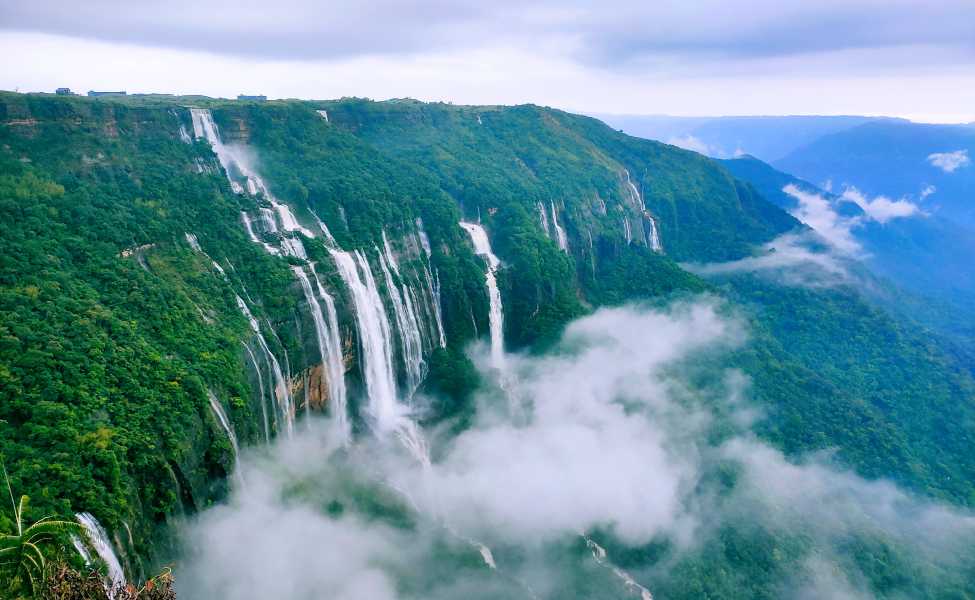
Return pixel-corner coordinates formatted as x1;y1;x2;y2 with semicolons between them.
1;464;85;597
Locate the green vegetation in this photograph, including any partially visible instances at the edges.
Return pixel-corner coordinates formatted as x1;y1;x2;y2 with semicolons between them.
1;483;81;597
1;91;974;597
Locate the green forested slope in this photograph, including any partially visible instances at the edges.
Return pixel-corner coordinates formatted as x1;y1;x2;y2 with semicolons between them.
1;93;974;594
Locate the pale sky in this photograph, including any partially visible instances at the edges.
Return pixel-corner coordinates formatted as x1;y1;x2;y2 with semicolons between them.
2;0;974;122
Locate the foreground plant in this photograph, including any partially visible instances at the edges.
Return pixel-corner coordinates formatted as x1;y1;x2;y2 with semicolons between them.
1;467;83;598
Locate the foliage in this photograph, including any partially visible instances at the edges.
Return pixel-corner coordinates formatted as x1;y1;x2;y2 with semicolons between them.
3;91;975;598
40;564;175;600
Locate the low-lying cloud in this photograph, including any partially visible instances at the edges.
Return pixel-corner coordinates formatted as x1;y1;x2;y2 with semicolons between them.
666;134;721;157
178;301;975;599
927;149;971;173
682;232;850;286
783;184;862;254
840;186;921;223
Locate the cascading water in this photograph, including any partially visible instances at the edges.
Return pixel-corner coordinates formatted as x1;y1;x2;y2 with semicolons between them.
75;513;126;592
235;295;294;436
184;232;202;252
537;201;551;238
623;168;646;211
587;227;597;278
415;218;432;258
647;216;662;253
422;265;447;348
189;108;312;258
309;264;349;438
241;211;281;256
330;248;432;465
329;249;399;432
207;390;240;461
583;535;654;600
207;389;245;486
459;222;505;369
622;169;650;246
242;342;271;442
550;201;568;252
378;250;426;396
382;230;401;276
294;266;349;437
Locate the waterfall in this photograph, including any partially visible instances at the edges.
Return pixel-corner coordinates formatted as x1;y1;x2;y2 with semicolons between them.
207;390;240;460
550;201;568;252
316;109;329;122
582;535;654;600
184;232;202;252
207;389;245;486
623;217;632;245
422;265;447;348
235;295;294;436
294;266;348;436
293;266;331;417
310;264;348;438
241;211;280;256
623;169;646;211
647;216;662;253
378;250;425;396
312;211;339;247
189;107;313;258
537;201;551;238
415;218;432;258
587;227;597;278
414;219;445;347
459;222;505;369
242;342;271;442
382;229;401;276
259;207;279;233
75;513;126;591
329;248;399;432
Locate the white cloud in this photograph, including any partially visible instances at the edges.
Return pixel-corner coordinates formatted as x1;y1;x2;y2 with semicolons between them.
840;186;921;223
2;31;975;120
783;184;862;254
927;149;971;173
682;232;849;286
920;184;937;199
666;134;720;156
175;301;975;598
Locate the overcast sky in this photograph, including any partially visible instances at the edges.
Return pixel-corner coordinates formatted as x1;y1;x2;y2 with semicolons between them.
2;0;973;121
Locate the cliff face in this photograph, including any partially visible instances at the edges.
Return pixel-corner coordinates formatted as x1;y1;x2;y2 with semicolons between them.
5;92;974;580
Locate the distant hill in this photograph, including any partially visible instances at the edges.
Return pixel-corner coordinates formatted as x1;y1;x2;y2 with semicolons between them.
721;154;975;355
595;114;891;161
774;120;975;230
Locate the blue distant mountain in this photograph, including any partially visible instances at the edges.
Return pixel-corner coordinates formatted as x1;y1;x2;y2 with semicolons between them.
594;114;894;161
774;120;975;230
721;154;975;354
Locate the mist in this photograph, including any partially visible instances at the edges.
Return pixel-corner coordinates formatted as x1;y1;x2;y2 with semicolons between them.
176;300;975;599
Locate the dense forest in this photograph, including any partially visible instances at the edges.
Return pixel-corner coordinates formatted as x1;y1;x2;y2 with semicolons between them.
2;92;974;598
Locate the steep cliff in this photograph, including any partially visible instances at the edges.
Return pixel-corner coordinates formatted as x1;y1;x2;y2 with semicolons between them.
2;92;973;580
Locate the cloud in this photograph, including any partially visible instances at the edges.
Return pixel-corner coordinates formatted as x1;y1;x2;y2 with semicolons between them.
783;184;862;254
2;0;974;77
840;186;921;223
927;149;971;173
400;302;739;546
179;302;975;598
682;232;850;286
666;134;721;156
920;184;937;199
